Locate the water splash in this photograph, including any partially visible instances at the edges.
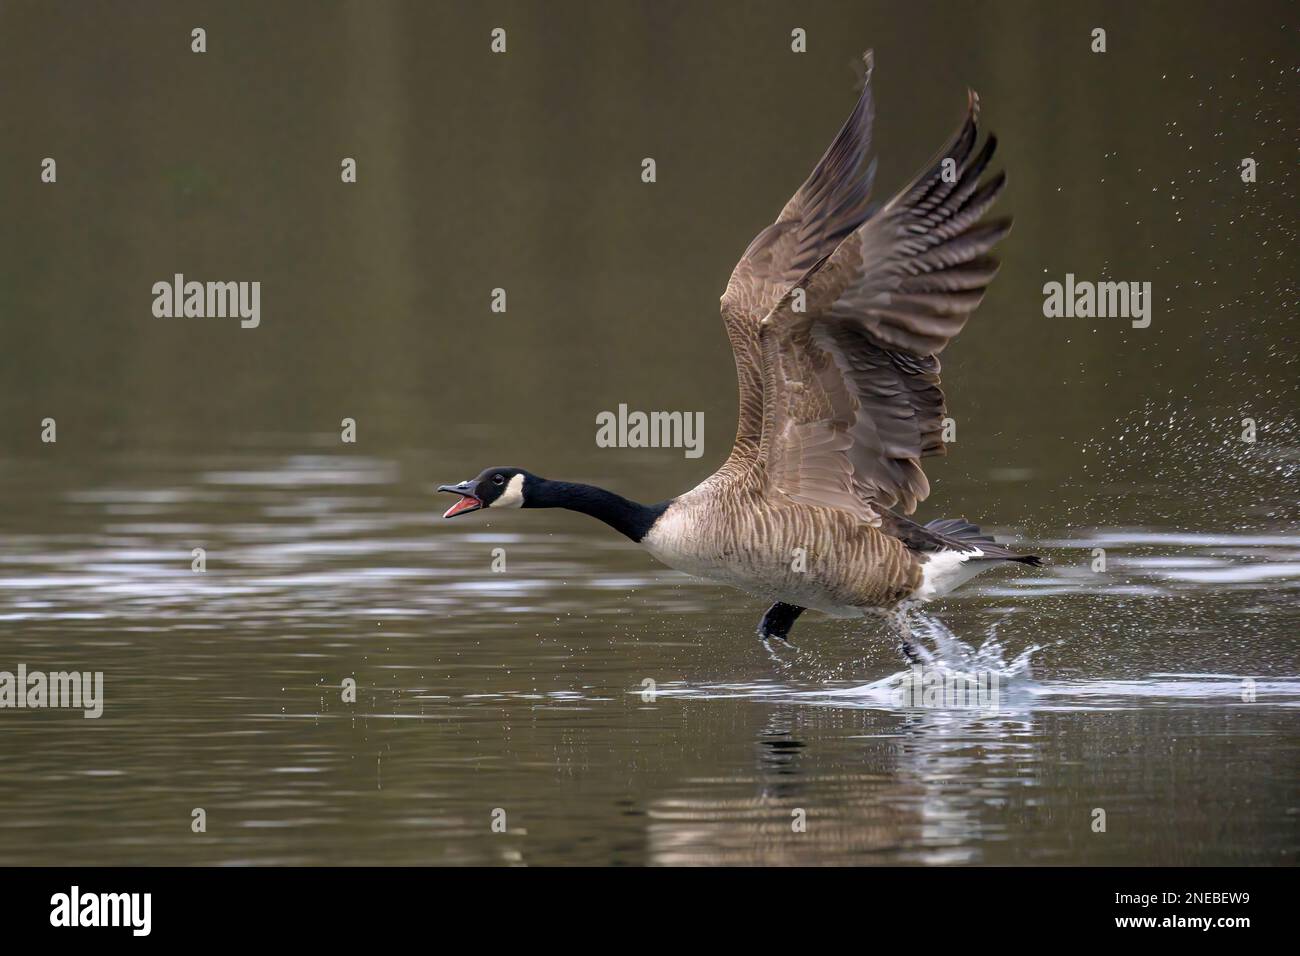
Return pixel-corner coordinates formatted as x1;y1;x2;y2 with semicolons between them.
654;606;1300;715
817;611;1039;713
902;611;1039;677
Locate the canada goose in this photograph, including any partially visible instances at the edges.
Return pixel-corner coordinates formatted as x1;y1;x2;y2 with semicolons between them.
439;52;1040;653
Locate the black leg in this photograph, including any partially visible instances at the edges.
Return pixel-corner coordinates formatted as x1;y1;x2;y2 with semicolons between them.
756;602;805;643
899;637;923;665
887;605;923;665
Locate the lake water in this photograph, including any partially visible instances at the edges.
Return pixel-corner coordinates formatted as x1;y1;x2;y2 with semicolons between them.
1;439;1296;865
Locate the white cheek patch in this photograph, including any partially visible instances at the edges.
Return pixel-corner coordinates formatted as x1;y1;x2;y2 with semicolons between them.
489;473;525;509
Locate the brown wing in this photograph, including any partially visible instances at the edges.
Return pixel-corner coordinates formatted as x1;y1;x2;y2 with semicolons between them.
757;91;1011;523
720;52;880;452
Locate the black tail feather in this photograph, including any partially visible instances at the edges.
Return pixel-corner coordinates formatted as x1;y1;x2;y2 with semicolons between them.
924;517;1042;565
880;511;1043;565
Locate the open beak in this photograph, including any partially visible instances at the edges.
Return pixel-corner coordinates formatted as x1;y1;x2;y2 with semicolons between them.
437;481;483;518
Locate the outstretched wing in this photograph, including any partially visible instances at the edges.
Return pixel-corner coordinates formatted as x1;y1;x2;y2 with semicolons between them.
757;91;1011;523
720;52;880;451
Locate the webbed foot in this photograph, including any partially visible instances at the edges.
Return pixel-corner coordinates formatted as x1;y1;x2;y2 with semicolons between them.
756;602;805;645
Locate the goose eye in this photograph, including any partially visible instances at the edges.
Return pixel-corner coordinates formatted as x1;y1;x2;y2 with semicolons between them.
492;474;505;486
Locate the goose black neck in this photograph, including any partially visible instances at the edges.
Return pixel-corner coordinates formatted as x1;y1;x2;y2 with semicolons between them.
527;480;669;542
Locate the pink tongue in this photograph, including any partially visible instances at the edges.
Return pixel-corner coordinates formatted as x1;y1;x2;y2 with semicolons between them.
443;495;480;518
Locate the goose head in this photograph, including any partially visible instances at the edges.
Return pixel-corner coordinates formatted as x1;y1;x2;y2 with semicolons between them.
437;467;531;518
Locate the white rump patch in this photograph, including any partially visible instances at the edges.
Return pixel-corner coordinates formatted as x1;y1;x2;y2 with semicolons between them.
916;548;987;601
490;473;525;509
